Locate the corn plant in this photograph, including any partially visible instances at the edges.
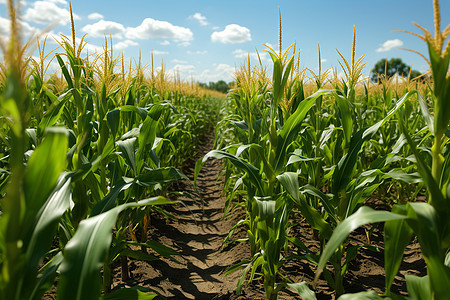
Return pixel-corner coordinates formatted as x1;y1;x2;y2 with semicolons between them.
315;1;450;299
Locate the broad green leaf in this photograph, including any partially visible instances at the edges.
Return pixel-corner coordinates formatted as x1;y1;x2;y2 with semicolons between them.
195;150;263;194
277;172;300;202
315;206;407;282
417;92;434;135
384;205;413;293
274;89;331;173
117;138;137;175
333;91;415;195
338;291;387;300
119;105;149;121
29;251;64;300
57;198;164;300
287;282;317;300
100;288;157;300
405;274;430;300
90;177;135;216
37;89;72;137
106;108;121;138
334;93;353;147
136;167;188;186
23;128;68;231
120;248;158;262
22;174;71;297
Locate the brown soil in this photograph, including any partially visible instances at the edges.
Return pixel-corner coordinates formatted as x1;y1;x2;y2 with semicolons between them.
108;133;426;299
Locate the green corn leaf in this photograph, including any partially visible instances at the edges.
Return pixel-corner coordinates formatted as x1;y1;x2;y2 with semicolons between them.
37;89;72;137
334;93;353;147
90;177;135;216
195;150;263;195
120;248;158;262
405;274;430;300
417;92;434;135
23;127;68;231
100;288;157;300
29;252;64;300
338;291;387;300
287;282;317;300
57;198;162;300
136;167;188;186
274;89;331;173
106;109;121;138
55;55;74;89
22;174;71;284
405;202;450;299
384;205;413;294
277;172;300;203
315;206;407;283
117;138;137;175
332;91;415;195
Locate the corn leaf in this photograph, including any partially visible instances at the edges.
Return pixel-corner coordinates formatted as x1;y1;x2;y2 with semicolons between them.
100;288;157;300
195;150;263;194
287;282;317;300
384;205;413;293
57;198;163;300
315;206;407;282
405;274;430;300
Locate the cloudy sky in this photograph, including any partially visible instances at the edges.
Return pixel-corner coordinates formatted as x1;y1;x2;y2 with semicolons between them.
0;0;448;83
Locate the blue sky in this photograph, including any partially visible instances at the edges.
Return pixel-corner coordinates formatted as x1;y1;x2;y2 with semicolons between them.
0;0;449;83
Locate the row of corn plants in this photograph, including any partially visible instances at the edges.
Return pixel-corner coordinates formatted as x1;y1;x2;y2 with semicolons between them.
200;1;448;299
0;1;223;299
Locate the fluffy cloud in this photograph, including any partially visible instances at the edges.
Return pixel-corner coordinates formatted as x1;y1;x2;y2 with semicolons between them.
0;16;39;39
233;49;268;61
82;20;125;38
24;0;79;26
187;50;207;55
211;24;251;44
114;39;138;51
152;50;169;55
160;40;170;45
126;18;193;43
189;13;208;26
376;39;403;52
196;63;235;82
88;12;104;20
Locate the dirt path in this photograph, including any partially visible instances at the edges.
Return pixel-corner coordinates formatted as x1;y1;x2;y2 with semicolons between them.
111;135;248;299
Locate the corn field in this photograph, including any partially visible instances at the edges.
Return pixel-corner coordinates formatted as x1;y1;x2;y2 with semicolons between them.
0;0;449;299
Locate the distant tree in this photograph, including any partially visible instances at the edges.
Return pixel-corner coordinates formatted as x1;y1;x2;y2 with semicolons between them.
370;58;421;83
198;80;231;93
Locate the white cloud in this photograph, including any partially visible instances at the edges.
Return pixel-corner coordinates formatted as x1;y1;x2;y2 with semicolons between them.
211;24;251;44
82;20;125;38
160;40;170;45
172;59;188;64
48;0;67;5
126;18;193;43
233;49;268;61
196;63;235;82
189;12;208;26
321;58;327;63
171;64;195;73
88;12;104;20
24;0;79;26
376;39;403;52
152;50;169;55
187;50;207;55
114;39;138;51
0;16;39;40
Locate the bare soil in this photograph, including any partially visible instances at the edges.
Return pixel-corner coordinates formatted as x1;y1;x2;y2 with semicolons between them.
108;133;426;299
